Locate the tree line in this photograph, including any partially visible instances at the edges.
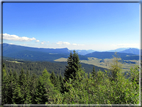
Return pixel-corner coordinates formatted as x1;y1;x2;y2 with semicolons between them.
3;59;107;77
2;51;140;105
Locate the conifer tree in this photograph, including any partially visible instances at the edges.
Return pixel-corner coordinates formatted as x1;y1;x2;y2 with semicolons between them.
59;74;64;93
50;71;57;86
50;71;60;91
109;52;122;81
30;73;38;103
19;68;26;86
13;70;18;82
35;69;57;104
7;70;14;103
24;70;32;104
55;74;61;91
35;76;47;104
12;84;22;104
92;66;96;78
12;71;21;104
18;68;26;103
2;63;9;104
64;50;81;81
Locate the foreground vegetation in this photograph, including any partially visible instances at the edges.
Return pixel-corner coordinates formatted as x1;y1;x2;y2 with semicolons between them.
2;51;140;105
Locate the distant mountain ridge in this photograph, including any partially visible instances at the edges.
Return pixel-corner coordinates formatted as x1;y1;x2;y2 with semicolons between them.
2;43;88;61
70;49;95;55
107;48;140;55
3;43;70;55
107;48;128;52
85;51;139;60
2;43;140;61
119;48;140;55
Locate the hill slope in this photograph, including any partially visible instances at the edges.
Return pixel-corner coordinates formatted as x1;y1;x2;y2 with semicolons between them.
3;43;70;55
3;50;88;62
2;43;88;61
2;43;140;61
85;52;139;60
119;48;140;55
3;59;108;76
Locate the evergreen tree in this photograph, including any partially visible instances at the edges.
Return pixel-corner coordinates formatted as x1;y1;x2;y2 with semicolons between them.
35;69;58;104
109;52;122;81
24;70;32;104
50;71;60;91
13;70;18;82
92;66;96;78
64;50;81;81
12;84;22;104
30;73;38;103
19;68;26;86
18;68;26;103
55;74;61;91
59;74;64;93
129;65;139;84
50;71;57;86
2;63;9;104
12;71;22;104
35;76;47;104
7;70;14;103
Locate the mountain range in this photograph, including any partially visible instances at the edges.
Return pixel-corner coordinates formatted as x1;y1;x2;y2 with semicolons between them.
85;51;139;60
2;43;141;61
107;48;140;55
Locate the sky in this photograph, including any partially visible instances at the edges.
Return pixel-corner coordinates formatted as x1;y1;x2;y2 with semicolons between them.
2;2;140;51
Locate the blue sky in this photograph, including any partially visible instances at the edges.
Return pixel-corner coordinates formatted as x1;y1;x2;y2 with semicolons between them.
3;3;140;51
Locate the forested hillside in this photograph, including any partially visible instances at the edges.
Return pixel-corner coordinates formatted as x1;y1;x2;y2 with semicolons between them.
3;43;70;55
3;60;107;77
3;43;88;61
85;51;139;60
2;51;140;105
3;43;140;62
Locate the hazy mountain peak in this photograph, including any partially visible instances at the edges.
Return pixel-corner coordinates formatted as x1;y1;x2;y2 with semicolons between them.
119;48;140;55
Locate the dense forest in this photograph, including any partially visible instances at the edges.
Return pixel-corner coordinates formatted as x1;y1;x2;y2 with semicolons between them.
2;51;140;105
3;60;107;77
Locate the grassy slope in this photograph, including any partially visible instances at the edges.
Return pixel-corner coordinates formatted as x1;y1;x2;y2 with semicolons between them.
54;57;139;73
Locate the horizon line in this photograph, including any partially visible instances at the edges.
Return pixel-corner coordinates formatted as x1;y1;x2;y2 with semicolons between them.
1;42;141;51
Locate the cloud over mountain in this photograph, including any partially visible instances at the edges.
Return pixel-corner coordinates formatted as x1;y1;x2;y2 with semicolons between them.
36;40;40;42
56;41;70;45
73;43;77;46
112;43;139;49
3;33;39;42
41;41;45;44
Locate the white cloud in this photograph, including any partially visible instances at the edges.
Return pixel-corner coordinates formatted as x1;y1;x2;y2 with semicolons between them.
3;33;36;41
19;44;27;46
78;44;84;46
72;43;84;46
56;41;70;45
111;43;140;49
73;43;77;46
41;41;45;44
56;41;62;45
36;40;40;42
64;42;70;45
9;43;14;45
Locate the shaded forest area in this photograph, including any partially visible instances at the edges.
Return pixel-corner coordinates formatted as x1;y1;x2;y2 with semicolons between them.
2;51;140;105
3;60;107;77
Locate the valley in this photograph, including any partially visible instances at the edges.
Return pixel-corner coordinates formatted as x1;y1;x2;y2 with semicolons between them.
54;57;139;73
2;43;140;105
2;43;141;75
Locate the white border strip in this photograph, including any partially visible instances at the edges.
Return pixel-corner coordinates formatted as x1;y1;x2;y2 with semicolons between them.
1;0;141;106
